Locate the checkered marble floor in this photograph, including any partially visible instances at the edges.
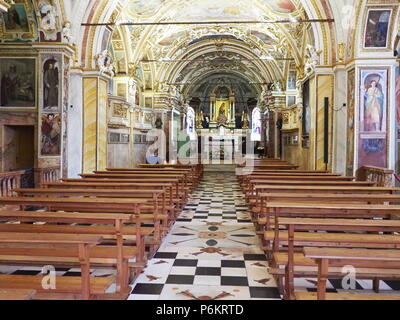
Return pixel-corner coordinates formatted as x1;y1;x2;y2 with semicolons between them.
128;172;280;300
1;171;399;299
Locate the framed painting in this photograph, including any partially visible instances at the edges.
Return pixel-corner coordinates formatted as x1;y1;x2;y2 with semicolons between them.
357;68;388;168
363;7;397;50
0;57;36;109
0;0;37;41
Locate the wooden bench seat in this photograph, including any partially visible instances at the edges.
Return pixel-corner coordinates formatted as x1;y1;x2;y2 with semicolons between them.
264;231;400;249
0;274;114;300
295;292;400;300
0;289;36;300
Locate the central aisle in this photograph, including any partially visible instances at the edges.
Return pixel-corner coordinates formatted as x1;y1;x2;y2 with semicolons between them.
128;172;281;300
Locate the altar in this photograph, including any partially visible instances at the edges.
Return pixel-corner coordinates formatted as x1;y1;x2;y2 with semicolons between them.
197;128;246;163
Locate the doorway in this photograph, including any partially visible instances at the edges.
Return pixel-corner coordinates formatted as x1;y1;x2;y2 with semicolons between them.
3;125;35;187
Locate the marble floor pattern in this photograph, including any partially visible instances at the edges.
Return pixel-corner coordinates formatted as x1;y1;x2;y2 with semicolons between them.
1;171;399;299
128;172;281;300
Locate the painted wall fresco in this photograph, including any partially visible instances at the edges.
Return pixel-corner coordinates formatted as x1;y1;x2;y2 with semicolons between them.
40;113;61;155
346;69;355;176
358;69;388;168
0;58;35;108
42;57;60;112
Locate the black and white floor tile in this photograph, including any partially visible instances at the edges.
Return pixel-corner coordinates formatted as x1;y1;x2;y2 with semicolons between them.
1;171;399;299
128;172;280;300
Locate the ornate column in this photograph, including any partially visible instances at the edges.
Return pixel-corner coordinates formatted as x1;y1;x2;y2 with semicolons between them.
82;70;112;173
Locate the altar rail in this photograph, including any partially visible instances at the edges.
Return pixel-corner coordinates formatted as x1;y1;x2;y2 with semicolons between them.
0;170;25;197
34;166;61;187
356;166;394;187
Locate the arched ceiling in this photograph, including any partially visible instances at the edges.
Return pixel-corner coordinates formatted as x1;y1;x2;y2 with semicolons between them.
113;0;314;96
75;0;344;100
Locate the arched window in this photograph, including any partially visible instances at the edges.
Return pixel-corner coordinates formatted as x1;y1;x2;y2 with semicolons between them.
251;107;261;141
186;107;196;141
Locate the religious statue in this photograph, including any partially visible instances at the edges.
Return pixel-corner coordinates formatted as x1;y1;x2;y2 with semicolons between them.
304;44;321;75
241;111;249;129
95;50;114;77
62;21;75;44
217;103;228;124
364;80;384;132
38;0;58;40
272;81;282;92
196;111;203;129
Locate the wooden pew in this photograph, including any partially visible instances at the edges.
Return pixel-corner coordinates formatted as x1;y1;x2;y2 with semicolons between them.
62;178;188;208
246;181;377;202
13;187;169;237
263;202;400;299
0;232;103;300
42;181;177;215
92;169;197;192
0;197;150;262
253;192;400;227
301;247;400;300
0;210;152;292
0;289;36;300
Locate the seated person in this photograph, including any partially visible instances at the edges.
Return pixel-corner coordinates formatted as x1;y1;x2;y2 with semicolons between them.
146;149;162;164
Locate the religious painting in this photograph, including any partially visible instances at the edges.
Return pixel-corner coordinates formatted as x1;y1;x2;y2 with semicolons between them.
364;9;391;49
216;100;228;123
176;0;257;21
158;31;186;46
359;69;387;133
346;69;355;176
42;57;60;112
101;28;111;52
251;107;261;142
0;58;36;108
358;68;388;169
287;70;297;90
263;0;296;13
250;30;272;44
40;113;61;156
3;1;29;33
186;107;196;141
0;0;37;41
287;96;296;107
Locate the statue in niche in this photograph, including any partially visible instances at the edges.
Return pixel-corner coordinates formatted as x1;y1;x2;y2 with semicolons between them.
217;103;228;125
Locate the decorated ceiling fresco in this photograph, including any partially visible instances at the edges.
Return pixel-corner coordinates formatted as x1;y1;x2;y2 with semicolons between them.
125;0;298;20
263;0;297;14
